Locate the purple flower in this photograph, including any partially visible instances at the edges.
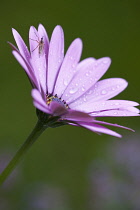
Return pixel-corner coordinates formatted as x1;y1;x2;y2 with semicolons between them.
9;24;139;138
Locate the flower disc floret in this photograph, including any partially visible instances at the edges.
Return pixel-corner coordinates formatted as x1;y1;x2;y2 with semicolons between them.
46;94;69;109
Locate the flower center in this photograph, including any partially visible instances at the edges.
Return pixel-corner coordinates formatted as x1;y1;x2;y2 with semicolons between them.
46;94;69;109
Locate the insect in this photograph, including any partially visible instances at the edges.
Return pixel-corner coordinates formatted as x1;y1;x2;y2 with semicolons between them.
30;32;44;57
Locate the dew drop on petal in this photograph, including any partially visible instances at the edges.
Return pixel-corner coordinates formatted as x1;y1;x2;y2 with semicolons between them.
82;87;85;92
69;87;78;94
58;58;62;63
101;90;107;95
63;80;68;86
69;55;73;60
86;73;89;76
83;97;87;102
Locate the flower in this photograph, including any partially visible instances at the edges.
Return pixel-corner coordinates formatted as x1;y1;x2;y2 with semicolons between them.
9;24;139;138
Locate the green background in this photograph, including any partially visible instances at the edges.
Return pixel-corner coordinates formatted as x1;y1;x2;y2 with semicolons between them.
0;0;140;209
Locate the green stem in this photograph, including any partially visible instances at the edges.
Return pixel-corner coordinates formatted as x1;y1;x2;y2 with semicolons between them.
0;120;47;185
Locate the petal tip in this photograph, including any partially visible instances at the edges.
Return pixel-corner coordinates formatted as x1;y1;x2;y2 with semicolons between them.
72;38;83;50
53;25;63;34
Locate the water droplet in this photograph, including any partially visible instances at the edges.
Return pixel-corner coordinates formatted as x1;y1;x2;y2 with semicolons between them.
86;73;89;76
117;85;120;89
115;102;120;105
58;58;62;63
83;97;87;102
69;87;78;94
114;112;117;115
101;90;107;95
82;87;85;92
63;80;68;86
75;83;78;86
112;87;115;91
69;56;73;60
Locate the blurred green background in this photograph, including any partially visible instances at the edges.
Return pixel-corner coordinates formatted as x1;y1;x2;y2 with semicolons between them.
0;0;140;209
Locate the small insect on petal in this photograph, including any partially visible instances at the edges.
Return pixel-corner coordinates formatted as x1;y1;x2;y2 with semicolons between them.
30;31;44;57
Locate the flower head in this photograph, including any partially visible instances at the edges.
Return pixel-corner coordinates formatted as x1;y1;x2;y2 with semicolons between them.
9;24;139;137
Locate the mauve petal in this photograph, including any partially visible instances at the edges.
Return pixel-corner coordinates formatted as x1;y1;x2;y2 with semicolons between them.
38;23;49;58
31;89;51;113
77;57;97;66
29;26;47;94
8;42;38;88
79;123;122;137
29;26;40;54
62;110;93;122
70;78;128;107
12;50;39;89
38;24;49;90
90;109;140;117
71;100;139;112
8;41;19;52
93;120;134;132
33;101;51;114
12;28;30;62
47;25;64;94
61;58;95;103
64;57;111;104
54;38;83;98
49;101;68;116
125;106;140;113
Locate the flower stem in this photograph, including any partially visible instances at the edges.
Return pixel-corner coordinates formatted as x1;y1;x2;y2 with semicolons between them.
0;120;47;185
